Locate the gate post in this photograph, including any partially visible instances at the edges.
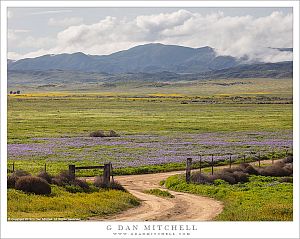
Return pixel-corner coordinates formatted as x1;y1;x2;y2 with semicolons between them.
211;154;214;175
186;158;192;183
103;163;111;186
69;165;76;180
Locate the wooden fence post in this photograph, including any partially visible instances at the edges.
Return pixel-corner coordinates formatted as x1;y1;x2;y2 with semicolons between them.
44;163;47;172
211;154;214;175
272;151;274;164
186;158;192;183
243;155;246;163
199;155;202;173
69;165;76;180
12;162;15;172
229;154;232;168
258;153;261;167
110;163;114;183
103;163;111;186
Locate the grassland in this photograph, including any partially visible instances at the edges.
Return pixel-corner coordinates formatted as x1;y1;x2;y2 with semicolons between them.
7;78;293;175
164;174;293;221
8;94;292;143
7;78;293;220
10;78;293;97
8;185;139;220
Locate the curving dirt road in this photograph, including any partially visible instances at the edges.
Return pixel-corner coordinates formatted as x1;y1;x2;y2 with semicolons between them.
89;170;223;221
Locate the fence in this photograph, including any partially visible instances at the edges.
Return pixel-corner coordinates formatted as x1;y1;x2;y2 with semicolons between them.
68;163;113;185
185;151;291;183
8;162;113;185
8;150;290;181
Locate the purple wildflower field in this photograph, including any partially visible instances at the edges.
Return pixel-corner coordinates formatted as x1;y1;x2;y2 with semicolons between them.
8;130;292;168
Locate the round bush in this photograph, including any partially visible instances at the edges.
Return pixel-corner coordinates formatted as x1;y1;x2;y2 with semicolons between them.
243;165;259;175
259;165;291;177
73;179;90;190
37;171;52;184
52;171;74;186
191;173;214;184
89;130;105;137
283;163;293;175
232;171;249;183
8;170;31;189
15;176;51;195
215;172;236;184
281;155;293;164
7;175;19;189
108;130;120;137
222;168;235;173
12;170;30;177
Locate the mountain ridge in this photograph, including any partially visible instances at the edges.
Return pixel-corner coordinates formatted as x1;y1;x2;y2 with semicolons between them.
8;43;242;74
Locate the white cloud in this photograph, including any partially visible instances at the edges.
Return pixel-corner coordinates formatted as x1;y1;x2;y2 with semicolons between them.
30;10;72;15
17;36;55;49
11;10;293;62
8;29;30;41
48;17;83;27
8;51;27;60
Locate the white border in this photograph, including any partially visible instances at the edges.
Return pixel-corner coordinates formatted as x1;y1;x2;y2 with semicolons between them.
1;1;299;239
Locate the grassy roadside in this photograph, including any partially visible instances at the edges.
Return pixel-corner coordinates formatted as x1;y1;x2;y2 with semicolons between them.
164;174;293;221
8;185;140;220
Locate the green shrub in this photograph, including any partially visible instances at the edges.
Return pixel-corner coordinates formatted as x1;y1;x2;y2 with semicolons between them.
159;180;165;186
65;185;85;193
279;177;293;183
213;179;228;186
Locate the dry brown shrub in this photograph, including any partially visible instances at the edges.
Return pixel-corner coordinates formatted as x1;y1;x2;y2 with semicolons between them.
37;171;52;184
15;176;51;195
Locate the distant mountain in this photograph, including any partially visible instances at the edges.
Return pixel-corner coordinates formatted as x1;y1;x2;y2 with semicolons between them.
191;61;293;79
7;59;15;67
8;43;241;74
8;61;293;89
271;47;293;52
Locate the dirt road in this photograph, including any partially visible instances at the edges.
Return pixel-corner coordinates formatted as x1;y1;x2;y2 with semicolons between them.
90;170;223;221
89;160;278;221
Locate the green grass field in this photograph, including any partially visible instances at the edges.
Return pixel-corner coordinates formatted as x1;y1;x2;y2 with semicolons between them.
8;185;139;220
7;77;293;220
8;94;292;143
164;174;293;221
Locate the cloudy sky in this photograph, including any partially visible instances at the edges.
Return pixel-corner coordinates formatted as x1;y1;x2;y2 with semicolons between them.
8;7;293;62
